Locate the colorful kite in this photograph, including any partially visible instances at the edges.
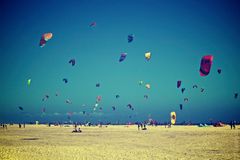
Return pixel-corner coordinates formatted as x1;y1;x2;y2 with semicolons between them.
119;53;127;62
199;55;213;76
177;80;181;88
170;112;176;125
39;33;53;47
145;52;151;61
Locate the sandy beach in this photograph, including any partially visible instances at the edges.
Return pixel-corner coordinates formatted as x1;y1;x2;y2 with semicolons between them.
0;125;239;160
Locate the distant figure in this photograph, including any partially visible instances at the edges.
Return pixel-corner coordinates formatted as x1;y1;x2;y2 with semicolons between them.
142;124;147;130
137;124;140;130
19;124;21;128
168;124;171;128
77;127;82;132
140;123;143;130
230;121;233;129
23;123;25;128
233;121;236;129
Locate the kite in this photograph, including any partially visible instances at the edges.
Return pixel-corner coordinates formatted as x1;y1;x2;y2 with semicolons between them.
69;59;75;66
199;55;213;76
234;93;238;99
96;96;102;102
96;83;100;87
42;95;49;101
139;80;143;85
112;106;116;111
217;68;222;74
89;22;96;27
55;92;59;96
63;78;68;83
145;84;151;89
184;98;189;102
39;33;53;48
145;52;151;61
66;99;72;104
116;95;120;98
128;34;134;43
18;106;23;111
193;85;198;88
201;88;204;92
127;104;133;110
144;95;148;99
83;111;86;114
119;53;127;62
180;104;183;110
27;79;31;86
177;80;181;88
181;88;185;94
170;112;176;125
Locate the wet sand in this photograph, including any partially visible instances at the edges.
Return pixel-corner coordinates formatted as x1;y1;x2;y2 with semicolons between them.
0;125;239;160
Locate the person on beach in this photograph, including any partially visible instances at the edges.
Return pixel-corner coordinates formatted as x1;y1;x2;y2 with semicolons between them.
138;123;140;130
77;127;82;132
19;124;21;128
23;123;25;128
230;121;233;129
233;120;236;129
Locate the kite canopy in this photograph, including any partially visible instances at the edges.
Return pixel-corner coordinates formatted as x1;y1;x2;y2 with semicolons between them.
201;88;205;92
139;80;143;85
193;84;198;88
127;104;133;110
180;104;183;110
128;34;134;43
181;88;185;94
217;68;222;74
170;112;176;125
112;106;116;111
39;33;53;47
145;52;151;61
184;98;189;102
96;83;100;87
119;53;127;62
27;79;31;86
66;99;72;104
116;95;120;98
199;55;213;76
69;59;75;66
144;95;148;99
234;93;238;99
96;96;102;102
177;80;181;88
145;84;151;89
89;22;96;27
18;106;23;111
63;78;68;83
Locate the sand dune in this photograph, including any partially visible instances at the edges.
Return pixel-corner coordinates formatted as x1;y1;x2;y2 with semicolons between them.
0;125;239;160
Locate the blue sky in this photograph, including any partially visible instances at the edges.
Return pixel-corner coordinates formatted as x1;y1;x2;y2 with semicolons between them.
0;0;240;123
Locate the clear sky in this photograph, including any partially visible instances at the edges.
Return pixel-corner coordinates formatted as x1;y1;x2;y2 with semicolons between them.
1;0;240;124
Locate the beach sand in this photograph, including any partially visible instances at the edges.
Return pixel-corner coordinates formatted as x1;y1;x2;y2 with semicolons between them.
0;125;239;160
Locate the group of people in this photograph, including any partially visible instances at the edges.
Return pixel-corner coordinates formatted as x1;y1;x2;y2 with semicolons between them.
1;124;7;129
230;120;236;129
137;123;147;130
72;123;82;133
18;123;25;128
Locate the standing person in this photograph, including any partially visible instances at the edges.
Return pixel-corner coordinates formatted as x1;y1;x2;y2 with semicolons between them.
230;121;233;129
23;123;25;128
137;123;140;130
140;123;143;130
19;124;21;128
233;120;236;129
